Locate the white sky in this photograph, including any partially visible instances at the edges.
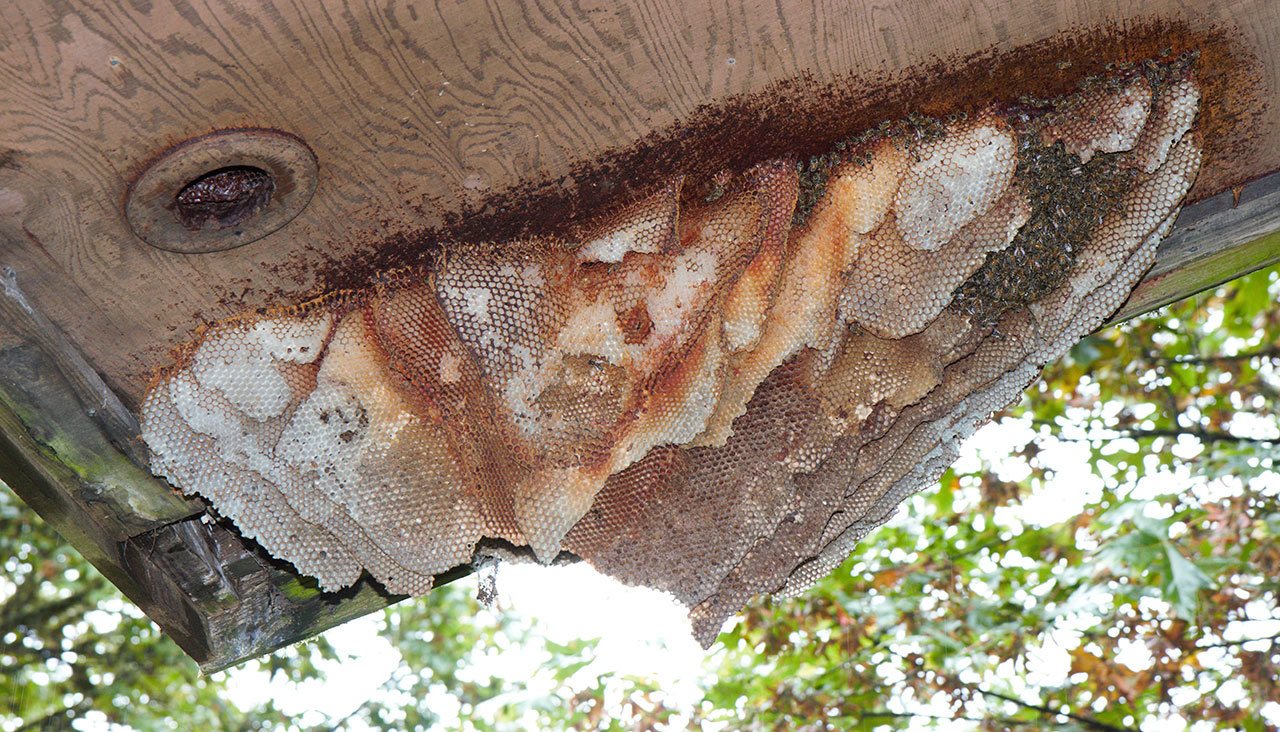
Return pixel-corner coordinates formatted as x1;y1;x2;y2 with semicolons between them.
214;416;1280;730
221;564;710;729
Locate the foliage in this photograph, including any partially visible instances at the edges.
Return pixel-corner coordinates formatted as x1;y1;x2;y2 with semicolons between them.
0;483;251;731
706;265;1280;730
1;266;1277;731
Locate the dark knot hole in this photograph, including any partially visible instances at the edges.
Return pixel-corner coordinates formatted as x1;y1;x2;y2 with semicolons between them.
173;165;275;233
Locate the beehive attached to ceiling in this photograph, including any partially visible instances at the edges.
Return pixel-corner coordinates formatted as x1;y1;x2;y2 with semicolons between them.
140;59;1201;644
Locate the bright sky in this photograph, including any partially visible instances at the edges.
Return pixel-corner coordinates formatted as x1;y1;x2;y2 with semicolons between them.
221;563;711;729
213;415;1280;730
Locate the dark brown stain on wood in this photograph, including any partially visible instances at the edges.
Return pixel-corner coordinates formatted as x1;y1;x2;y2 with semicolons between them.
0;149;20;171
306;20;1263;299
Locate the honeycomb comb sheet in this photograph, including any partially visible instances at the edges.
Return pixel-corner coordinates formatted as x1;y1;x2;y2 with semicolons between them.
141;61;1202;644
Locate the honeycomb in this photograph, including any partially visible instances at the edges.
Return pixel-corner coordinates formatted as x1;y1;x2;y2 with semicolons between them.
141;61;1202;645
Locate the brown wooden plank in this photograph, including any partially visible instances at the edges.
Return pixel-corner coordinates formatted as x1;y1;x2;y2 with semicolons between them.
0;1;1276;415
0;268;197;537
122;515;471;674
0;393;213;661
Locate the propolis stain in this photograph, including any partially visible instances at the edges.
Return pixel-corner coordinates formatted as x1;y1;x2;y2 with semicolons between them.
295;19;1257;303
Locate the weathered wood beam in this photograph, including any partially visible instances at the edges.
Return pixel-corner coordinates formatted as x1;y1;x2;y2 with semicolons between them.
0;269;435;671
4;2;1275;415
1111;173;1280;324
0;393;213;660
124;517;472;673
2;168;1278;672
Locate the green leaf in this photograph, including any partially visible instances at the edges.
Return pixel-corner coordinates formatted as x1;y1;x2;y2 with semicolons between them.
552;658;594;683
1163;544;1212;619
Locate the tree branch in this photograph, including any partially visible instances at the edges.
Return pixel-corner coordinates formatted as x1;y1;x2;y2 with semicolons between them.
1155;346;1280;366
972;687;1135;732
1118;427;1275;445
13;699;92;732
862;709;1013;724
1030;420;1276;446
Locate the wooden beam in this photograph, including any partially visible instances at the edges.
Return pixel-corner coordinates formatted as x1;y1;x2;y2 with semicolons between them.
0;395;213;661
1111;173;1280;324
121;517;478;674
0;268;195;535
1;1;1276;415
0;267;462;672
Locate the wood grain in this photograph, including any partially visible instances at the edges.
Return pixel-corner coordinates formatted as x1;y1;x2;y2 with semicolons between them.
0;0;1277;415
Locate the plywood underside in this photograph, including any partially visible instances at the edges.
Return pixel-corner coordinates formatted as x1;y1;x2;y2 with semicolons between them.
1;0;1279;670
1;1;1277;413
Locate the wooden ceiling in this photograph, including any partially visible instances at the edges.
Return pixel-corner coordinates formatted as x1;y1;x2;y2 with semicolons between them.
1;0;1276;413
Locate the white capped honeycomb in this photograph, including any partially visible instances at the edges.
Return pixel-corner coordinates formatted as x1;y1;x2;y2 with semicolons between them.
140;61;1202;644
